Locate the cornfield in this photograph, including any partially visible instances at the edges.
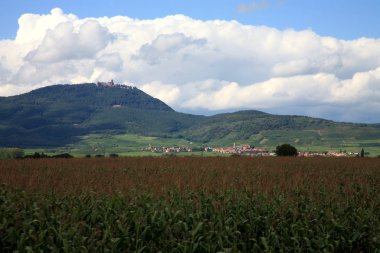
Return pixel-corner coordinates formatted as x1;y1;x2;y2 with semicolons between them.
1;157;380;252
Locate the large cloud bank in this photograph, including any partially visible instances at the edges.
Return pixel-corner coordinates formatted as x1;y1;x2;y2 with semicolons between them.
1;8;380;123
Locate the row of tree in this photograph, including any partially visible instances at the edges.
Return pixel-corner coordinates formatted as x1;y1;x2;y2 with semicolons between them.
275;144;367;157
24;152;73;159
0;146;370;159
0;149;73;159
0;149;121;159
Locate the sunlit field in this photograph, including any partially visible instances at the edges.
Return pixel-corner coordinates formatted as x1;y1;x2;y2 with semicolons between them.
1;157;380;252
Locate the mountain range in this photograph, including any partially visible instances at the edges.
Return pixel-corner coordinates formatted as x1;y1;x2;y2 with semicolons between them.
1;83;379;155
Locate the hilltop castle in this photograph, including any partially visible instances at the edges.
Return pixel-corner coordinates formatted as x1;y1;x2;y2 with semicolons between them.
97;79;114;87
96;79;135;89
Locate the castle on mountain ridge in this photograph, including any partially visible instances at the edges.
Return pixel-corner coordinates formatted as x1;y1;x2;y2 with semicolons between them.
96;79;114;87
96;79;135;89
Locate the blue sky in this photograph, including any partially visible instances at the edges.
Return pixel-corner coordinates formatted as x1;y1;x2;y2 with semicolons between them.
2;0;380;40
0;0;380;123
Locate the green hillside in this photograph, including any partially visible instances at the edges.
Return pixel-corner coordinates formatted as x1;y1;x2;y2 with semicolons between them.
1;83;379;155
178;110;335;142
175;110;380;155
0;83;204;147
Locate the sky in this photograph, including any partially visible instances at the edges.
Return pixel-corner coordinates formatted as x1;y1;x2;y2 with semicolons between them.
0;0;380;123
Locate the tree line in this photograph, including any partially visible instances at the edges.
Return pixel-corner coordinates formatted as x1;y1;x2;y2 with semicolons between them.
0;148;73;159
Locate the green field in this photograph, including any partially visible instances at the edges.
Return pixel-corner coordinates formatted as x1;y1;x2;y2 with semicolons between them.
24;129;380;157
24;133;230;157
1;157;380;252
25;134;192;157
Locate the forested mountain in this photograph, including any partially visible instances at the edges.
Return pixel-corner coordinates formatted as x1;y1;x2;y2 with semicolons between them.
0;83;203;147
0;83;379;149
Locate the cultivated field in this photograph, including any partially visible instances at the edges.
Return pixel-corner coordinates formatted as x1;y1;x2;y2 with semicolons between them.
1;157;380;252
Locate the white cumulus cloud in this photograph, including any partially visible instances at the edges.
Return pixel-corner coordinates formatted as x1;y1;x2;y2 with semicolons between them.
0;8;380;123
25;20;110;63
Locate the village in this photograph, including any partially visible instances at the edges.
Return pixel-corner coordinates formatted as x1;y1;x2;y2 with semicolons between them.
142;143;360;157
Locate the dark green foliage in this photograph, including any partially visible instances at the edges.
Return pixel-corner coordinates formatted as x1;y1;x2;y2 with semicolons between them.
109;153;119;157
276;144;298;156
52;153;73;158
361;148;365;157
24;152;50;159
1;185;380;252
23;152;73;159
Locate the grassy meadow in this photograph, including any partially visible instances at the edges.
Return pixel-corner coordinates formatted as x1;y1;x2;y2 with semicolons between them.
1;157;380;252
